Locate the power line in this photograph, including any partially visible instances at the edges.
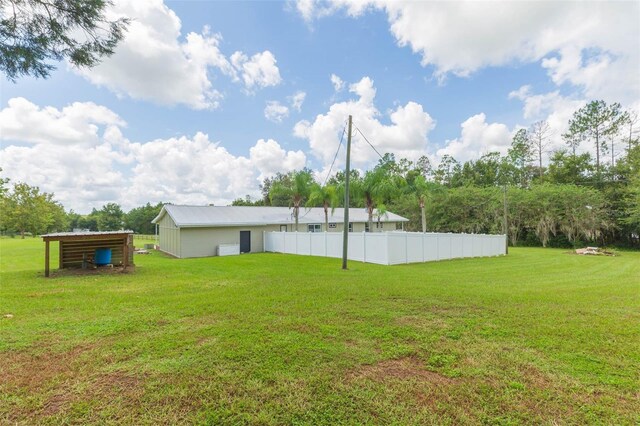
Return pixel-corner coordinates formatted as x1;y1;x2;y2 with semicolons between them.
322;121;347;187
298;119;348;222
354;125;384;160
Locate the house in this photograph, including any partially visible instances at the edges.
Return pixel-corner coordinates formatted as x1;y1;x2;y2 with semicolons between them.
151;205;409;258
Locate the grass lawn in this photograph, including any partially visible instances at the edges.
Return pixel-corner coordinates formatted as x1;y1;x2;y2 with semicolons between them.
1;238;638;425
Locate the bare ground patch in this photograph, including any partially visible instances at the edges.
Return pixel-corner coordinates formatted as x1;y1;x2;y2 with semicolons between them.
348;356;454;385
48;265;136;278
0;341;147;423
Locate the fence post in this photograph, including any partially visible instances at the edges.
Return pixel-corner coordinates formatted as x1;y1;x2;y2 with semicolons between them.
386;232;390;265
405;232;409;264
362;232;366;263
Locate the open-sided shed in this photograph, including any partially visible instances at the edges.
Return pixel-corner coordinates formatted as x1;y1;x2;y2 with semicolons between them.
42;231;134;277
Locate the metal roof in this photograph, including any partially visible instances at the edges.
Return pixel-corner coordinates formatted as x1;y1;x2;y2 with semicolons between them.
42;230;134;238
152;205;409;228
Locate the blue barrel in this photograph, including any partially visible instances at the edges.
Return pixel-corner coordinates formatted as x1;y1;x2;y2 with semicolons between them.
94;248;112;266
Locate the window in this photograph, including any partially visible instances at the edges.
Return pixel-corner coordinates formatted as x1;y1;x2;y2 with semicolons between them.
328;223;337;229
396;222;403;230
280;225;287;232
376;222;383;229
308;224;322;233
365;222;369;232
348;222;353;232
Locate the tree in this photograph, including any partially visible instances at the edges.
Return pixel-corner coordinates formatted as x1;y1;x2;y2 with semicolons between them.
352;166;397;231
97;202;124;231
1;0;129;81
416;155;433;179
2;181;67;237
306;183;338;231
506;128;534;186
547;150;594;185
529;121;552;178
433;155;461;187
124;202;163;234
459;152;506;187
261;172;293;206
269;170;313;231
231;195;263;206
625;110;639;154
565;100;628;177
414;175;432;232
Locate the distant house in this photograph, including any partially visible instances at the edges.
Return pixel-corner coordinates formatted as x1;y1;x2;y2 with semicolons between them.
151;205;409;258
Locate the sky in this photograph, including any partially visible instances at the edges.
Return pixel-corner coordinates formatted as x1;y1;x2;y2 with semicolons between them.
1;0;639;213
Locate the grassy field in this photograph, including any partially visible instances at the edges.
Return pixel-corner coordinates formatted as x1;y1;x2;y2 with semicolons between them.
1;238;638;425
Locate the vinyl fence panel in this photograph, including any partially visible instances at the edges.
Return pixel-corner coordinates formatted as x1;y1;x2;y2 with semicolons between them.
264;231;506;265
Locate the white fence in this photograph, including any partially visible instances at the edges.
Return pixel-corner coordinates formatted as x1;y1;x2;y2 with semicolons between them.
263;231;506;265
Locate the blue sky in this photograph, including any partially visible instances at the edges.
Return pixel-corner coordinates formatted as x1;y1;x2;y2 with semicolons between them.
1;1;638;213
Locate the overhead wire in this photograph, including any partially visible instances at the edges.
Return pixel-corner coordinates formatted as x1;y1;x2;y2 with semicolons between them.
322;121;347;186
354;125;385;160
297;119;349;222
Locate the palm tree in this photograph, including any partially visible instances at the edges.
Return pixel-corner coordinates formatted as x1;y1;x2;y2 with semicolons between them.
306;183;339;231
414;175;429;233
269;170;313;231
354;167;397;231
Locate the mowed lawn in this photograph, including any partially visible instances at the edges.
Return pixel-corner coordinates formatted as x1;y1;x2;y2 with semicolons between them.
1;238;638;425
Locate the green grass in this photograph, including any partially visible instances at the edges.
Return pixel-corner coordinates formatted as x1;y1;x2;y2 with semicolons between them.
1;238;638;425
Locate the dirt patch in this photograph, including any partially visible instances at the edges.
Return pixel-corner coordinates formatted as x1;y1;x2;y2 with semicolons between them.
26;288;67;298
40;392;71;416
1;341;147;423
1;343;96;390
39;371;144;418
49;265;136;278
348;356;454;385
519;364;554;390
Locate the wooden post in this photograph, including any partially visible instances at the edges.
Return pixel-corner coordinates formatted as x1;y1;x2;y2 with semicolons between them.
503;185;509;255
342;115;353;270
45;240;50;277
123;237;128;268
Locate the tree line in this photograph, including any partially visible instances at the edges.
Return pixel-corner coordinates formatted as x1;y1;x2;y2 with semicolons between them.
0;174;163;238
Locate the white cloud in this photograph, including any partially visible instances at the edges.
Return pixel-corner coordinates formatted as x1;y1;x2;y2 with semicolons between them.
298;1;639;103
436;113;512;163
296;0;340;22
230;50;282;91
264;101;290;123
74;0;281;109
249;139;306;181
0;98;305;212
330;73;345;92
0;97;125;145
289;91;306;112
508;85;584;143
294;76;435;167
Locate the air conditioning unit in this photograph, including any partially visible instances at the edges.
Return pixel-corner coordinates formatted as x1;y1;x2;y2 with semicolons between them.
218;244;240;256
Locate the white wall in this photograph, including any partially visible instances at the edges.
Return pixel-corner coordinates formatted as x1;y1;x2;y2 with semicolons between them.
264;231;506;265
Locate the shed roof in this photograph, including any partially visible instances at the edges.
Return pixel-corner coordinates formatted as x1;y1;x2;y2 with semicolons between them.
42;230;134;241
152;205;408;228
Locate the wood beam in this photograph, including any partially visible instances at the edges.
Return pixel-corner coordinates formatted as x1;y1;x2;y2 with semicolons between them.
45;240;50;277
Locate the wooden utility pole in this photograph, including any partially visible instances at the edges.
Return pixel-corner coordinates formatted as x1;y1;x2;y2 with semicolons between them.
342;115;353;270
503;185;509;255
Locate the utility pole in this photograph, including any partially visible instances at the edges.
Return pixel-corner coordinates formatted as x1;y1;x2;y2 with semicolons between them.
503;185;509;255
342;115;353;270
